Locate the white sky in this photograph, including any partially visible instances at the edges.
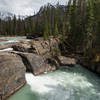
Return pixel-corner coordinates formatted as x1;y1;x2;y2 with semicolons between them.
0;0;68;16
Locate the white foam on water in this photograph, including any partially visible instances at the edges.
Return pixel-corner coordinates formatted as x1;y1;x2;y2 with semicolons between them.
25;66;100;100
0;37;30;45
8;65;100;100
8;40;18;43
0;48;13;52
25;73;59;93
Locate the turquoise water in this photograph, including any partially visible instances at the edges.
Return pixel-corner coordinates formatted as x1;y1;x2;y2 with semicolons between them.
8;65;100;100
0;37;30;45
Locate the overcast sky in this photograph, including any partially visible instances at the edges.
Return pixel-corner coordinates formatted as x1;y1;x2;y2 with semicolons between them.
0;0;67;16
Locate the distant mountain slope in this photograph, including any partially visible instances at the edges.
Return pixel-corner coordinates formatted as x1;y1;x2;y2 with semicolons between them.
26;4;67;20
0;11;27;20
0;11;13;20
0;4;66;20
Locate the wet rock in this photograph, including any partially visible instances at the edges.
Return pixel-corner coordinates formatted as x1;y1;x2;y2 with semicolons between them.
0;42;18;50
94;63;100;74
12;37;60;55
0;53;26;100
58;56;77;66
96;66;100;74
26;34;43;39
91;64;96;71
31;38;59;55
12;42;34;53
78;57;100;74
26;35;35;39
12;52;57;76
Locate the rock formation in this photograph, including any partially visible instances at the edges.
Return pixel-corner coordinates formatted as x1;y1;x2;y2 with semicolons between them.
58;56;77;66
78;56;100;75
0;53;26;100
10;37;77;75
11;52;57;76
0;37;78;100
12;37;60;55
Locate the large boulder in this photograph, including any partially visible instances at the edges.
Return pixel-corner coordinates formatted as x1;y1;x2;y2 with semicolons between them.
12;40;35;53
58;56;77;66
10;51;78;76
0;53;26;100
13;52;57;76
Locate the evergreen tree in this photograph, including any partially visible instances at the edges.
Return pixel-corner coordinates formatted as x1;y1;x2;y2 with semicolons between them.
85;0;95;58
13;15;17;35
66;0;72;37
44;24;49;40
54;23;59;37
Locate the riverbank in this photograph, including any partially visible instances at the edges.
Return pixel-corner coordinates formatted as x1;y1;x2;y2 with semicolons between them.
0;36;77;100
0;36;100;100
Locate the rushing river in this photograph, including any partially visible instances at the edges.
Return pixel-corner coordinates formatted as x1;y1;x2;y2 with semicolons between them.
8;65;100;100
0;36;30;45
0;37;100;100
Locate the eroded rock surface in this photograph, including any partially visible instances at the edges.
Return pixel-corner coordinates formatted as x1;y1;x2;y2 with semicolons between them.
58;56;77;66
12;37;60;55
12;52;57;76
10;37;77;75
0;37;78;100
0;53;26;100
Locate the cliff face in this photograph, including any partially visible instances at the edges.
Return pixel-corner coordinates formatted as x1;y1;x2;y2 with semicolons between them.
0;53;26;100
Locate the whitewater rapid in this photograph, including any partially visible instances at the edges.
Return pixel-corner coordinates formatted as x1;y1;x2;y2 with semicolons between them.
0;36;30;52
0;36;30;45
0;37;100;100
8;65;100;100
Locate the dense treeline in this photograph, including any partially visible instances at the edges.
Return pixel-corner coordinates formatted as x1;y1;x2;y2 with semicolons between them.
0;0;100;61
64;0;100;61
26;3;66;38
0;3;66;37
0;16;26;36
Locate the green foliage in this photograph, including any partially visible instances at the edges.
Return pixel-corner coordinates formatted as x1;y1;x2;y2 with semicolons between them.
66;0;72;34
0;3;65;37
0;0;100;62
51;47;61;56
54;23;59;37
44;24;49;40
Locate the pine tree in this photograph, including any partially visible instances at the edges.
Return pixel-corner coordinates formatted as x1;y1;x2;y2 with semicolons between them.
44;24;48;40
54;23;59;37
66;0;72;37
13;15;17;35
48;23;52;36
84;0;95;58
70;0;78;49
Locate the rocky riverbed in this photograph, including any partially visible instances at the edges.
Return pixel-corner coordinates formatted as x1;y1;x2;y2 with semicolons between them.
0;37;77;100
0;36;100;100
